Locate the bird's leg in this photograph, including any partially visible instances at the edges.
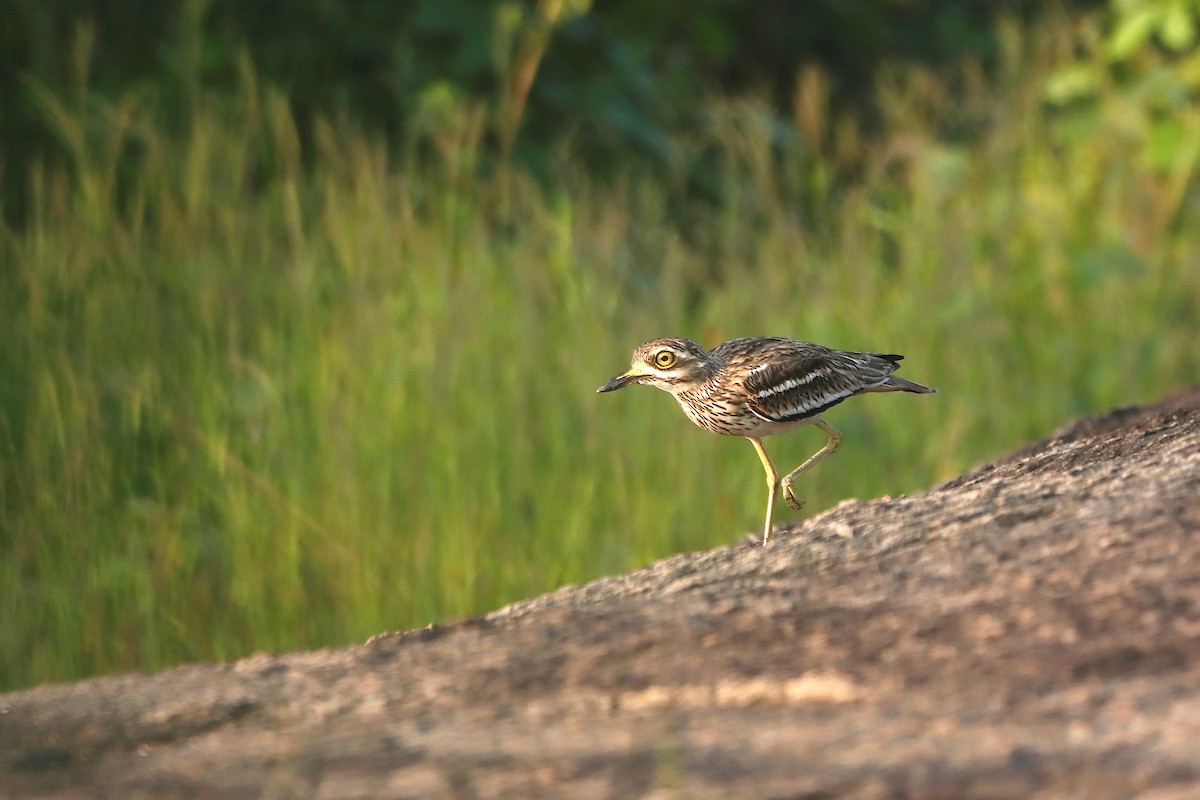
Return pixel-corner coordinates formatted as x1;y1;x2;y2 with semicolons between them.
782;419;843;511
748;437;779;545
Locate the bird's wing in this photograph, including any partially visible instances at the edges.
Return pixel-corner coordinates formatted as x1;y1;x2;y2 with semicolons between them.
743;348;894;424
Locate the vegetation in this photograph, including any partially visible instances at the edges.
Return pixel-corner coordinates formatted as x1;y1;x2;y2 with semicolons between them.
3;2;1200;690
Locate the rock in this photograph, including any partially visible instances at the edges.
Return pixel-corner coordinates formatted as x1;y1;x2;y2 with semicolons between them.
3;387;1200;799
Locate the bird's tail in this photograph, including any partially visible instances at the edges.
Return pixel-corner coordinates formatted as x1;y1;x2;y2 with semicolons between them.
879;375;936;394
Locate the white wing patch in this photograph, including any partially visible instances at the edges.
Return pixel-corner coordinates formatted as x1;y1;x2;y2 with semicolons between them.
752;366;831;400
773;389;853;419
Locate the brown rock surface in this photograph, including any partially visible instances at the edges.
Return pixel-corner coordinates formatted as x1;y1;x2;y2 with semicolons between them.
3;388;1200;799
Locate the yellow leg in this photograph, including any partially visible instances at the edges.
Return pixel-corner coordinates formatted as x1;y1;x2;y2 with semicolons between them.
748;437;779;545
781;419;843;511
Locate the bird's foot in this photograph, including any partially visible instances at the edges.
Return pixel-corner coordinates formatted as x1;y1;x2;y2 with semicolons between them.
783;484;806;511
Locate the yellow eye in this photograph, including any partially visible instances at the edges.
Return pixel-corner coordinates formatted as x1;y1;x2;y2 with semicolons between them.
653;349;677;369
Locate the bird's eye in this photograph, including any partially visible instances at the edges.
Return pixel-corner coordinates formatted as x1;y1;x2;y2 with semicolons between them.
654;350;677;369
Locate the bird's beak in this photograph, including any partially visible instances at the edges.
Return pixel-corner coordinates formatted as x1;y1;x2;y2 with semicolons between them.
596;368;645;393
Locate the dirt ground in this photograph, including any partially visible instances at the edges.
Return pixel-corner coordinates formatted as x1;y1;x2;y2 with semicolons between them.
3;387;1200;799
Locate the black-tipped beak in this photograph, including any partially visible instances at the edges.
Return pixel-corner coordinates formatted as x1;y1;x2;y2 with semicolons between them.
596;370;641;393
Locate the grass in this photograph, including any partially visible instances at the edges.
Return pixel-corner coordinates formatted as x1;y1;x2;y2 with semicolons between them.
3;17;1199;691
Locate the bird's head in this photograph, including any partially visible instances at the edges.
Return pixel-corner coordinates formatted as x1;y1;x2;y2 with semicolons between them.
596;338;714;394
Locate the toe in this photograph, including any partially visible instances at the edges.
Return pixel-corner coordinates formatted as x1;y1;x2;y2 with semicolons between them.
783;486;806;511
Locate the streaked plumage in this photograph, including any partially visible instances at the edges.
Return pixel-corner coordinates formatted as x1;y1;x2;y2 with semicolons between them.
598;336;935;544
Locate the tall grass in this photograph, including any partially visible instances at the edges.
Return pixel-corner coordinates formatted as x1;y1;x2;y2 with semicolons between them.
3;18;1199;690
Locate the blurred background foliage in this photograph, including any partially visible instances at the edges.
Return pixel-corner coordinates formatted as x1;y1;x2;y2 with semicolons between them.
3;0;1200;690
3;0;1103;214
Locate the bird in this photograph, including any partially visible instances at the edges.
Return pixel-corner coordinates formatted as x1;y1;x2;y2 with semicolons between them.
597;337;935;544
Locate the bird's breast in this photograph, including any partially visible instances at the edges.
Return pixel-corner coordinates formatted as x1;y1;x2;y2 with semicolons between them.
675;382;760;436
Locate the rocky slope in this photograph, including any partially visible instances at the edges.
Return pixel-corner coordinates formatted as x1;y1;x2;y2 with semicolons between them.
3;388;1199;799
